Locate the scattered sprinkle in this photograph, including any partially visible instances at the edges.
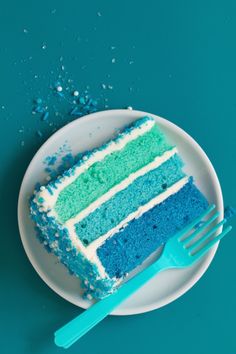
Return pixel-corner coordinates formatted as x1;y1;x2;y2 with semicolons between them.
42;43;47;50
56;85;63;92
224;206;236;220
1;105;5;110
61;65;65;71
111;58;116;64
23;29;28;34
73;90;79;97
97;11;102;17
36;130;43;138
110;46;116;50
127;106;133;110
101;83;106;89
35;98;42;105
129;60;134;64
108;85;113;90
41;111;49;121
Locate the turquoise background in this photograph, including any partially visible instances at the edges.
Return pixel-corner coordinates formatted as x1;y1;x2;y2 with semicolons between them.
0;1;236;353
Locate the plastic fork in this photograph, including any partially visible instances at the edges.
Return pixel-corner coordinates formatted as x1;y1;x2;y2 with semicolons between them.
54;204;232;348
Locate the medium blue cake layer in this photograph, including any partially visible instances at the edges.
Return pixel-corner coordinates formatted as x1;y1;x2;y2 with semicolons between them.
75;154;185;245
97;179;208;278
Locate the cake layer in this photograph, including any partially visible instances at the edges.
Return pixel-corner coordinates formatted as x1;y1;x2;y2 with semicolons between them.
54;124;173;223
75;153;185;246
97;179;208;278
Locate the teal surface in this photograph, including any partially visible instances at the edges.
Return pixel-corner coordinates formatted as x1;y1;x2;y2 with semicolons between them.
0;1;235;354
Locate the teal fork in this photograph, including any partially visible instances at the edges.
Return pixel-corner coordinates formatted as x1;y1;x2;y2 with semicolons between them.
54;204;232;349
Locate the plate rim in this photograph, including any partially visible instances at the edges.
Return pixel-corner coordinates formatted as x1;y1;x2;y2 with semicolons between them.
17;109;223;316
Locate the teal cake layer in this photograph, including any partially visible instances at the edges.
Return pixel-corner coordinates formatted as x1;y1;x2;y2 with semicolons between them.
75;153;185;245
55;124;173;223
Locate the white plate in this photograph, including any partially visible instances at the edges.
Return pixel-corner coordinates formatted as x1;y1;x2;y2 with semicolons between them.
18;109;223;315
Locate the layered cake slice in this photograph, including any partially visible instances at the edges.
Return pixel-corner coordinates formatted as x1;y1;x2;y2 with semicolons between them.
30;116;208;298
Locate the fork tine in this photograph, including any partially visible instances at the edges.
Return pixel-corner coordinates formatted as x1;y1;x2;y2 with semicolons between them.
177;204;215;241
191;225;232;260
187;218;226;251
182;211;220;246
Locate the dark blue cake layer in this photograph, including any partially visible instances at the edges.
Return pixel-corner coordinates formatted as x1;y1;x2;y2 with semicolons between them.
97;179;208;279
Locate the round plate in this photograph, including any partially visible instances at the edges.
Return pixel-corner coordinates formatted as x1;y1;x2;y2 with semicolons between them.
18;109;223;315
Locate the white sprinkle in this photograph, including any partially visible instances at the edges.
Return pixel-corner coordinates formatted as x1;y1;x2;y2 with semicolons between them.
46;176;51;181
23;29;28;34
108;85;113;90
42;44;47;50
110;46;116;50
40;186;46;191
87;294;92;300
127;106;133;110
56;85;63;92
61;65;65;71
84;280;89;285
111;58;116;64
97;11;102;17
1;105;5;109
101;83;106;89
129;60;134;64
66;247;71;252
43;241;48;245
34;75;38;79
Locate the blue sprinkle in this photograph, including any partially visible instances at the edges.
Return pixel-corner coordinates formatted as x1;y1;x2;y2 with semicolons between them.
38;197;44;203
91;99;98;106
34;106;44;113
35;98;42;104
41;111;49;121
224;206;236;221
36;130;43;137
79;96;86;105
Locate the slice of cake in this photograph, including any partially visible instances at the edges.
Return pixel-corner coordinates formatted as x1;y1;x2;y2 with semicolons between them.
30;116;208;299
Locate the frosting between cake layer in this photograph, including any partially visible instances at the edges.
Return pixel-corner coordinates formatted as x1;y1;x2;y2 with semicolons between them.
64;147;178;228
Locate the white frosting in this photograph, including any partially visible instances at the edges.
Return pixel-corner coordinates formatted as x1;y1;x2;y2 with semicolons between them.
66;176;189;278
37;118;155;212
64;147;178;228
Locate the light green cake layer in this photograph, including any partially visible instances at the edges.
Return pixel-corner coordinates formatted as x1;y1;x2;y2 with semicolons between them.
55;125;173;223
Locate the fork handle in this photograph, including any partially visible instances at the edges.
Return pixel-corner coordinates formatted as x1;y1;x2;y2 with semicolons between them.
54;257;168;348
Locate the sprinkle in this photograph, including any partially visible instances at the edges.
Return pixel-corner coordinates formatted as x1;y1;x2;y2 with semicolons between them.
127;106;133;110
1;105;5;109
41;111;49;121
110;46;116;50
36;130;43;137
87;294;92;300
51;9;56;14
224;206;236;220
129;60;134;64
108;85;113;90
35;98;42;105
61;65;65;71
56;85;63;92
40;186;46;191
97;11;102;17
101;84;106;89
111;58;116;64
23;29;28;34
79;96;86;104
73;90;79;97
